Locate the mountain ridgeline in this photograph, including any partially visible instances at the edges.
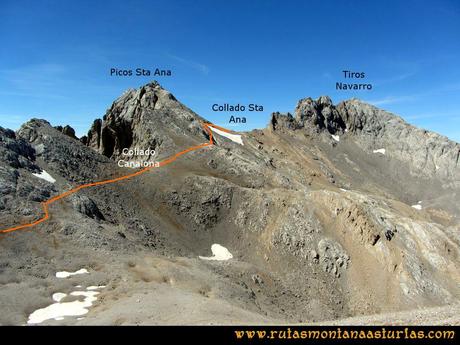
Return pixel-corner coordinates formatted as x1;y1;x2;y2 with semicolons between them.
0;81;459;325
271;96;460;186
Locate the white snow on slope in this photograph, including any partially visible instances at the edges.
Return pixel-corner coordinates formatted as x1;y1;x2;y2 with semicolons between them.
373;148;386;155
331;135;340;142
209;126;243;145
52;293;67;302
199;244;233;261
86;285;106;291
56;268;89;278
32;170;56;183
27;291;100;324
411;204;422;210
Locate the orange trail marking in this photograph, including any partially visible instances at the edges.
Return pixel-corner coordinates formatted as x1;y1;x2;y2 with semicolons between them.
0;122;234;234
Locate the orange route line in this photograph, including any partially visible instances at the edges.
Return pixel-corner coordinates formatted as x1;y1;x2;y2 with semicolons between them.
0;122;236;234
205;123;234;133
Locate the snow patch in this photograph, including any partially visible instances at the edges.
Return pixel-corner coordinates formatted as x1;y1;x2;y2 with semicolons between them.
339;188;348;192
32;170;56;183
209;126;243;145
56;268;89;278
86;285;106;291
199;244;233;261
411;204;422;210
27;291;99;324
331;135;340;142
373;148;386;155
52;293;67;302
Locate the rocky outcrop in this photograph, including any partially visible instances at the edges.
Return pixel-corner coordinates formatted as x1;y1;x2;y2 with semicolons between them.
0;125;57;221
295;96;346;134
0;126;37;171
317;238;350;278
71;194;105;220
17;119;113;183
84;81;207;161
85;119;102;149
271;96;460;186
270;112;297;131
54;125;77;139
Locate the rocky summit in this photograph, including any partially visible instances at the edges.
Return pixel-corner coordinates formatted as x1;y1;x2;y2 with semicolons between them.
83;82;206;161
0;82;459;325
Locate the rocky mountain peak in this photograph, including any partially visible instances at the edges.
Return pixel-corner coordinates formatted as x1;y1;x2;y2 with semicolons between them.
294;96;345;134
270;95;460;185
275;96;401;136
317;95;333;106
84;81;206;160
104;81;164;124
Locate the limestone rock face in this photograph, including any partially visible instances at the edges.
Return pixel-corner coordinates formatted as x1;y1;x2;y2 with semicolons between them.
273;96;460;186
338;99;460;186
0;124;57;220
295;96;346;133
85;119;102;149
17;119;112;183
0;126;37;170
84;82;207;161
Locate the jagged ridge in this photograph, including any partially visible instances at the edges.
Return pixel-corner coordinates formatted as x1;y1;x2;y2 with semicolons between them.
271;96;460;186
83;81;207;161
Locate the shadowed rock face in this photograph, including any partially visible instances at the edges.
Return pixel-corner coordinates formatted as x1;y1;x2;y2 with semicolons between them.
54;125;77;139
0;123;56;221
295;96;346;133
84;81;207;161
0;82;459;325
0;126;37;170
85;119;102;149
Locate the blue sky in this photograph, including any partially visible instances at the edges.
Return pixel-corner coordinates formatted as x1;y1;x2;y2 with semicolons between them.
1;0;459;141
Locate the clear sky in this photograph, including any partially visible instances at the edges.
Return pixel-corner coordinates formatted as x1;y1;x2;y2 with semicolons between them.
1;0;459;141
